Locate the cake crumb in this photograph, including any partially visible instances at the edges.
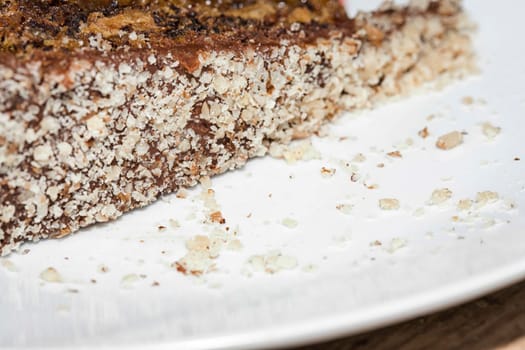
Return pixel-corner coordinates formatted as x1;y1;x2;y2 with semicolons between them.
430;188;453;205
40;267;62;283
481;122;501;140
436;131;463;150
379;198;400;210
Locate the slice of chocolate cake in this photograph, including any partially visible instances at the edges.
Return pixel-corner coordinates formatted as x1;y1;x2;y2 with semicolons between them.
0;0;474;255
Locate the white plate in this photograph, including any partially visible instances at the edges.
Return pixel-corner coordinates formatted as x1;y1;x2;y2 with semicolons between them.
1;1;525;349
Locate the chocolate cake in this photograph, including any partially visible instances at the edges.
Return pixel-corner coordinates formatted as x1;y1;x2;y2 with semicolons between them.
0;0;475;255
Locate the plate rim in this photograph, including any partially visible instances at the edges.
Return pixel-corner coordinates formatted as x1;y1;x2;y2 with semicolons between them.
129;258;525;350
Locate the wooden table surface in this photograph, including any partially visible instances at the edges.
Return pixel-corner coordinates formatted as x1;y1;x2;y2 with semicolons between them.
292;280;525;350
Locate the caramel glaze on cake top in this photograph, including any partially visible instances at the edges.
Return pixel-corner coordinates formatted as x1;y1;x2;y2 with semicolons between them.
0;0;354;59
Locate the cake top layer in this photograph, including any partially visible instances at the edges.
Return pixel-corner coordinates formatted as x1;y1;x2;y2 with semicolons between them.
0;0;352;57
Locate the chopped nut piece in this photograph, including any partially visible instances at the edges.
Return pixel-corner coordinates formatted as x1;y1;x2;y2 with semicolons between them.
175;190;188;199
352;153;366;163
173;250;215;276
430;188;453;205
40;267;62;283
269;140;321;164
481;122;501;140
461;96;474;105
97;264;109;273
379;198;400;210
0;259;17;272
476;191;499;206
457;199;473;211
209;211;226;224
227;239;243;251
418;127;429;139
436;131;463;150
370;240;382;247
169;219;180;229
121;274;140;287
246;251;298;274
364;24;385;44
336;204;353;215
386;238;407;253
387;151;402;158
320;167;336;178
413;207;425;217
281;217;298;229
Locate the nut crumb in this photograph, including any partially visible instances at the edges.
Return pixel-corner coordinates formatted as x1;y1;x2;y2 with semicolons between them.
436;131;463;150
121;274;140;287
475;191;499;207
461;96;474;105
481;122;501;140
386;238;407;253
336;204;353;215
352;153;366;163
281;217;298;229
457;199;473;211
169;219;180;229
209;211;226;224
175;189;188;199
246;251;298;274
430;188;453;205
379;198;400;210
413;207;425;217
320;167;336;178
418;127;429;139
97;264;109;273
40;267;62;283
387;151;402;158
0;259;17;272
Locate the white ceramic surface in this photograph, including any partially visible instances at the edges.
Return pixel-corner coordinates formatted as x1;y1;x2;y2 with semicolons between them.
1;1;525;349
